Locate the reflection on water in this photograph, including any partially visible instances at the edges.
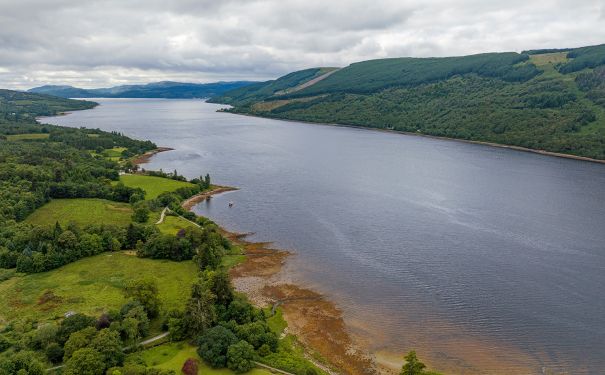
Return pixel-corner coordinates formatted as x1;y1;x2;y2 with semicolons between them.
44;99;605;374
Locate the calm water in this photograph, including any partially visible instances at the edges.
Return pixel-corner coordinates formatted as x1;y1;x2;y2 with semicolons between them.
44;99;605;374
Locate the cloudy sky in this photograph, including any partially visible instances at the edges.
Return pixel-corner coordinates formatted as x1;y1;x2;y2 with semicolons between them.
1;0;604;89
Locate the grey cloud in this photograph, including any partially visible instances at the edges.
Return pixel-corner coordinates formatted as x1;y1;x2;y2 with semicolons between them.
0;0;604;89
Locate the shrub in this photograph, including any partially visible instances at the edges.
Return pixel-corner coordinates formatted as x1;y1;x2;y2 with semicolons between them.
181;358;199;375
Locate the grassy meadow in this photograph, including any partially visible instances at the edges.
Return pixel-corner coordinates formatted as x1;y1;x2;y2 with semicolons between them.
157;215;198;234
25;198;132;226
117;174;197;200
0;252;197;323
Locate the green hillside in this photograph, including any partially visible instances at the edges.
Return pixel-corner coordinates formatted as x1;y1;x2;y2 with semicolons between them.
212;45;605;160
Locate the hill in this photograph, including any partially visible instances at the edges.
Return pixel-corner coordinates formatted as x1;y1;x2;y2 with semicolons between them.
210;45;605;160
28;80;257;99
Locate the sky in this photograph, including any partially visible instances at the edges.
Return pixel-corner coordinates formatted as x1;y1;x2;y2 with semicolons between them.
1;0;604;89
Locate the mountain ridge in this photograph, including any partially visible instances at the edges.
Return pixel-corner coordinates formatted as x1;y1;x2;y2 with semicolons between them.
28;80;257;99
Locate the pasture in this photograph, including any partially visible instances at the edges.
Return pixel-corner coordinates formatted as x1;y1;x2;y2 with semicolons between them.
25;198;133;227
0;252;197;322
117;174;197;200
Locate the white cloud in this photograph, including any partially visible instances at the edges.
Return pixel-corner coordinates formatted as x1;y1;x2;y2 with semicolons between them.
0;0;603;89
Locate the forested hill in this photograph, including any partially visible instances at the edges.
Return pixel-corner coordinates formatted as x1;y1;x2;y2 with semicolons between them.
28;80;257;99
210;44;605;160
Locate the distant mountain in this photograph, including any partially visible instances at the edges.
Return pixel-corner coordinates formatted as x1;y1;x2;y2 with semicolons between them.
210;44;605;160
28;81;257;99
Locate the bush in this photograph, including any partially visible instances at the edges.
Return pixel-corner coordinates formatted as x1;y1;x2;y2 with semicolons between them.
181;358;199;375
227;340;256;373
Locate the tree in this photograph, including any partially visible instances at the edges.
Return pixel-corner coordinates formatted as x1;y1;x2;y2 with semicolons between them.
123;279;161;318
123;305;150;338
32;323;58;349
194;242;221;270
63;326;96;360
400;351;426;375
64;348;106;375
227;340;256;373
79;233;104;256
90;329;124;368
57;313;95;344
206;270;234;306
226;297;254;324
197;326;238;368
185;280;216;336
46;342;64;364
57;230;78;251
7;351;44;375
132;204;150;223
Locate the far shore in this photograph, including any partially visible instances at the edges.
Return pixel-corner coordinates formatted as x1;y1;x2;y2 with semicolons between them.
229;110;605;165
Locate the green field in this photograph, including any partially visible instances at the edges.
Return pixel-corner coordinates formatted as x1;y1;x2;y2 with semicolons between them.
0;252;197;322
117;174;196;200
102;146;127;157
157;215;198;235
6;133;50;141
25;198;132;227
139;342;271;375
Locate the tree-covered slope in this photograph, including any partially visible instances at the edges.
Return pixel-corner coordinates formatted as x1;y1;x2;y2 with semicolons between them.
208;68;337;105
212;45;605;160
28;80;257;99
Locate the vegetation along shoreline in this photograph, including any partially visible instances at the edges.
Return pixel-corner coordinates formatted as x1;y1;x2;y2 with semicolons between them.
230;111;605;165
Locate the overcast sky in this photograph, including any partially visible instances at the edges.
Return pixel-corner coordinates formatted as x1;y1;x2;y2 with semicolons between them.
1;0;604;89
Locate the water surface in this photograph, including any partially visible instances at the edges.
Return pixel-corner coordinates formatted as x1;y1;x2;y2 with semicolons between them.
44;99;605;374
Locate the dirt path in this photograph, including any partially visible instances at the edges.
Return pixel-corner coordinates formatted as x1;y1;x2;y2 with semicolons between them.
155;207;168;224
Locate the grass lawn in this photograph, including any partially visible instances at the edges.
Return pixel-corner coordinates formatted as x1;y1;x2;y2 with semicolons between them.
102;147;127;158
0;252;197;323
6;133;50;141
138;342;271;375
25;198;132;227
117;174;196;200
157;215;198;235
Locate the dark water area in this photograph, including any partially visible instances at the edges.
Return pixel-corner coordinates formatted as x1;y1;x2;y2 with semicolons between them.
44;99;605;374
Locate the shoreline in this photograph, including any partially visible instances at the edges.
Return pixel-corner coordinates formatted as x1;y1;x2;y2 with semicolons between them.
131;147;174;165
179;186;376;375
230;111;605;165
181;185;239;211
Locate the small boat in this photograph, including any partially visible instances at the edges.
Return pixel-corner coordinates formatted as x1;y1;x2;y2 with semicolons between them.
228;201;234;207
